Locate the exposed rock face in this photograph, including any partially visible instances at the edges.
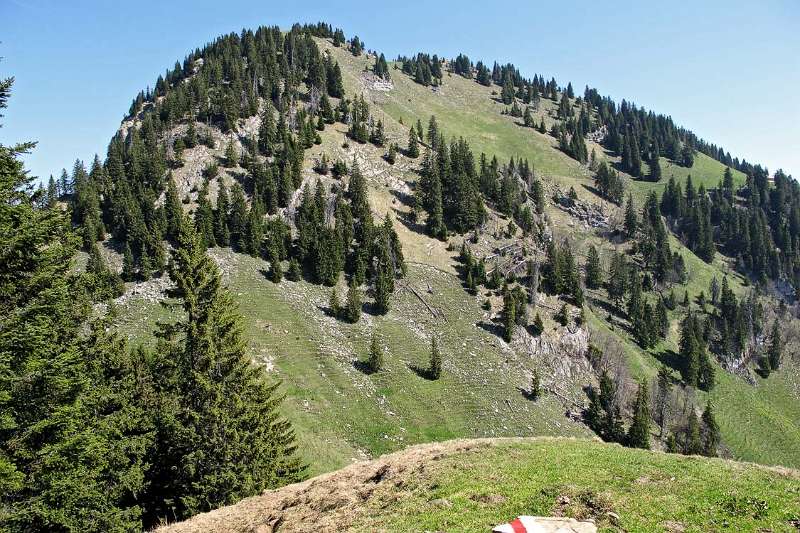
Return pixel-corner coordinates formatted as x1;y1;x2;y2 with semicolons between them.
519;325;591;379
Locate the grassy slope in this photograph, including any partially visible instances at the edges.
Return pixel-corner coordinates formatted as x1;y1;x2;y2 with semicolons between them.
360;440;800;533
160;438;800;533
114;249;590;475
321;41;800;468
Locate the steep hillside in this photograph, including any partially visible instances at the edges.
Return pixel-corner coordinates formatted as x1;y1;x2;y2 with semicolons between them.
96;26;800;480
158;438;800;533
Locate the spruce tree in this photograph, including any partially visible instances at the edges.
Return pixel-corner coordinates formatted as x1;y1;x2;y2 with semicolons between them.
194;181;216;248
373;264;391;315
329;288;341;317
407;127;419;158
698;401;720;457
214;179;231;247
555;303;569;326
428;337;442;380
164;177;183;240
584;245;603;290
367;334;384;373
683;410;702;455
345;279;362;323
0;79;146;530
529;368;541;400
224;138;239;167
122;243;135;281
679;313;701;387
286;257;302;281
624;193;638;238
626;382;651;449
653;366;672;437
270;256;283;283
229;183;248;250
502;288;516;342
532;312;544;336
145;219;304;523
767;320;782;371
139;248;153;281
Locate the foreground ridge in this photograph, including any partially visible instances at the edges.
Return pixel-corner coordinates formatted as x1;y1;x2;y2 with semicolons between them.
157;437;800;532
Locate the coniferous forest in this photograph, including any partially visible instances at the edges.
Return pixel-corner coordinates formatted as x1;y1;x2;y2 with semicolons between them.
1;19;798;532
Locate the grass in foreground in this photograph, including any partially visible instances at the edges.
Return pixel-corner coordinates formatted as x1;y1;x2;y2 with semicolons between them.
357;439;800;532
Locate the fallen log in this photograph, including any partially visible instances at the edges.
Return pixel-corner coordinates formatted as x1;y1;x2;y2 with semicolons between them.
398;281;445;321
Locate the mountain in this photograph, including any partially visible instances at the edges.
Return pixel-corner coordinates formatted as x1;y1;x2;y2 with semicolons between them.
7;21;799;531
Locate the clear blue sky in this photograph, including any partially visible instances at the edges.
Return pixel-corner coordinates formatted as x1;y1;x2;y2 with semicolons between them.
1;0;798;181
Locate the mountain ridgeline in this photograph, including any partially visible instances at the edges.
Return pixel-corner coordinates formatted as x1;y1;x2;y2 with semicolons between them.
3;20;798;532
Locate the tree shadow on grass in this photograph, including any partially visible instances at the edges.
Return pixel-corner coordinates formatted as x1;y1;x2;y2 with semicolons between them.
517;385;538;402
654;349;684;376
392;206;427;235
587;294;622;320
353;359;376;375
476;319;504;340
408;363;436;381
580;183;605;200
389;188;414;208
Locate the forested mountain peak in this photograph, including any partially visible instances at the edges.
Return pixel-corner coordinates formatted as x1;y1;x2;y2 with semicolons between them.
4;20;799;532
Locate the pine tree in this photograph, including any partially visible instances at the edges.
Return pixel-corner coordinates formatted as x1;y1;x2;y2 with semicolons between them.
428;337;442;380
0;79;146;529
529;368;541;400
345;279;362;323
683;410;702;455
373;262;391;315
287;257;302;281
122;243;136;281
145;219;303;523
407;127;419;158
532;312;544;336
767;320;783;371
555;303;569;326
367;334;384;373
626;382;651;449
229;183;248;250
214;179;231;246
700;401;720;457
165;177;183;240
584;245;603;289
386;143;397;164
502;288;517;342
653;366;672;437
224;138;239;167
624;193;638;238
329;287;341;318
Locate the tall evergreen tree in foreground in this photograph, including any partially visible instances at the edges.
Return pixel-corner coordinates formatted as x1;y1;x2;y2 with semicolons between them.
0;75;146;531
142;218;303;525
